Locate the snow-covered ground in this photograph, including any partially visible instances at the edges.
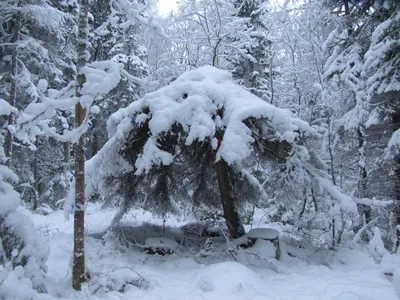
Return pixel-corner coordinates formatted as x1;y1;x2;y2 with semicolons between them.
15;203;400;300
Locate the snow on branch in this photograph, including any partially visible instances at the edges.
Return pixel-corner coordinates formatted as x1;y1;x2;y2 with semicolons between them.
98;0;168;39
354;198;393;208
16;2;70;33
318;178;357;213
0;99;17;116
15;60;123;145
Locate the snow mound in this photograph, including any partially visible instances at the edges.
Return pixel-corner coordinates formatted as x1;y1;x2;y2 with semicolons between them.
195;261;274;299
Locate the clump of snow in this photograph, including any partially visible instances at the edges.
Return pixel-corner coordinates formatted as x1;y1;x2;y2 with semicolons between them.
37;79;48;92
90;105;101;114
0;99;17;116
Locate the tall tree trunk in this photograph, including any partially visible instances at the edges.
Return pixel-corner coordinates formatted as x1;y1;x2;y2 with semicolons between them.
33;140;39;210
64;142;70;170
72;0;89;291
327;113;337;246
5;11;20;168
216;158;245;239
357;126;371;223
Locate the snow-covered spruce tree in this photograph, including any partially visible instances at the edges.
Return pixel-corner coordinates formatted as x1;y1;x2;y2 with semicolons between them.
0;99;49;297
85;0;150;160
315;0;400;248
362;2;400;250
0;0;75;208
86;66;360;240
321;0;373;233
228;0;273;102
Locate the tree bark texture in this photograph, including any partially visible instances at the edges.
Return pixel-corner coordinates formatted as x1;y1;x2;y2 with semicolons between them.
357;126;371;224
216;158;245;239
72;0;89;291
64;141;70;170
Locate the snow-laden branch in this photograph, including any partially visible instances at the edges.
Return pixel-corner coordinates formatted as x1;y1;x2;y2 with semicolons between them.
0;99;17;116
354;198;393;207
15;60;123;145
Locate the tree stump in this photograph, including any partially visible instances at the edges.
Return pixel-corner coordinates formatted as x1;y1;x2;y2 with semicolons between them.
237;228;281;260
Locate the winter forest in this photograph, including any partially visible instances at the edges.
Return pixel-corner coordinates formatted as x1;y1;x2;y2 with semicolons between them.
1;0;400;299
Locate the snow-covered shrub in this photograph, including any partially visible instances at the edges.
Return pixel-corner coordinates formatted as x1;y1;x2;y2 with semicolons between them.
0;105;49;294
41;169;73;208
368;227;388;263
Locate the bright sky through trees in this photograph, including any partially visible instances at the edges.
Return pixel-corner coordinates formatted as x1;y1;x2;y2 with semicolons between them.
158;0;178;16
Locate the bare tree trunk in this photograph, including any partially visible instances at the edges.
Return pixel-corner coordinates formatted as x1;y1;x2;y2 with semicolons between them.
269;49;275;106
216;158;245;239
63;142;70;170
327;113;338;246
33;140;39;210
357;126;371;223
327;114;336;186
72;0;89;291
5;11;20;168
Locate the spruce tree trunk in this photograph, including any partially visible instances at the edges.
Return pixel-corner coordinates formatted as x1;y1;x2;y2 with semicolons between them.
5;11;20;168
216;158;245;239
72;0;89;291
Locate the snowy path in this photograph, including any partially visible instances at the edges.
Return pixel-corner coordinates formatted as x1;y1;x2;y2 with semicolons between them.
24;204;399;300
